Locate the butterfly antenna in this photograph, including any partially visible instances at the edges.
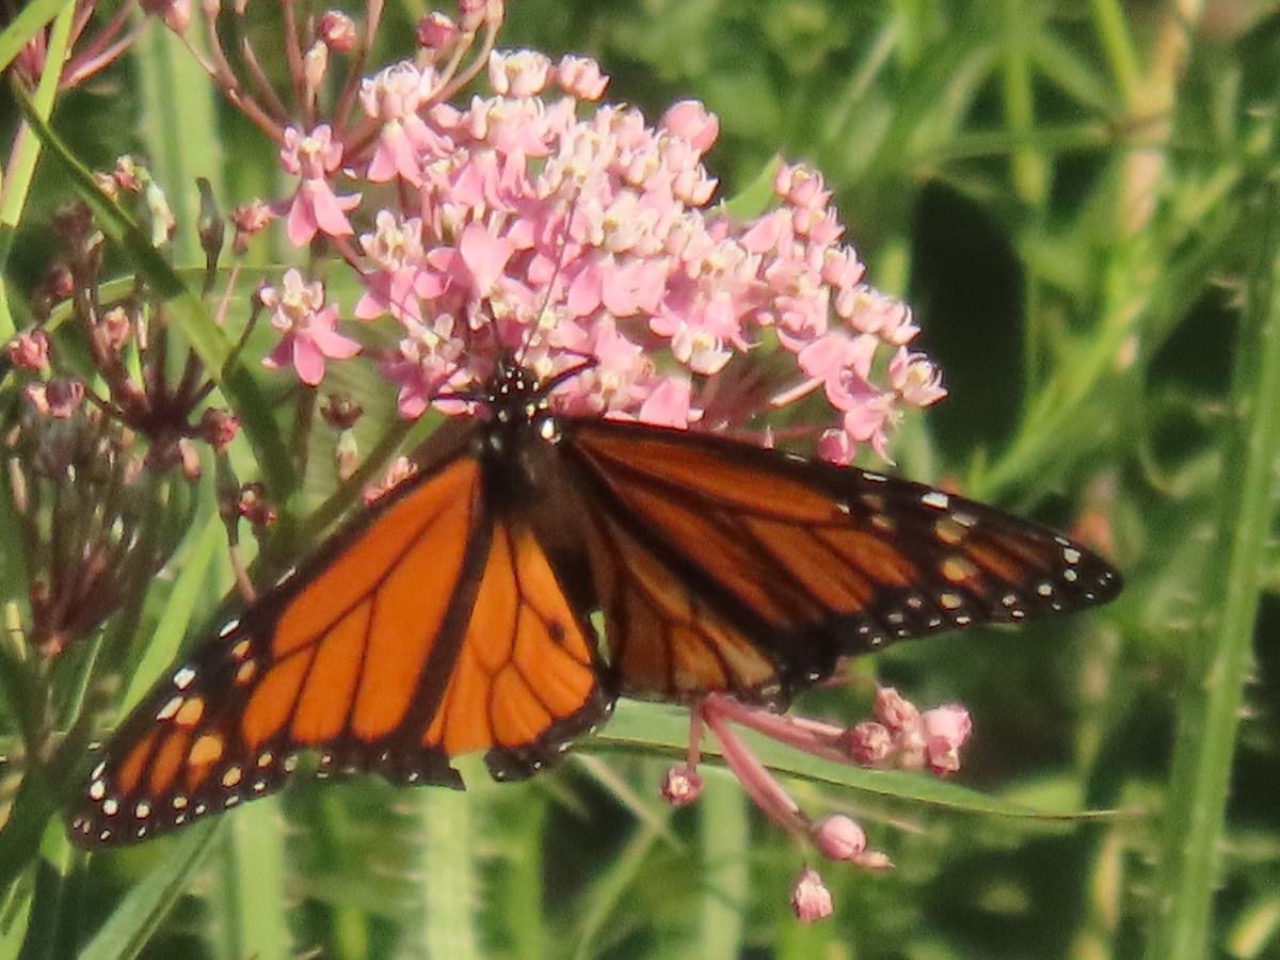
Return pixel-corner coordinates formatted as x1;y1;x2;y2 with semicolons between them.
513;189;583;369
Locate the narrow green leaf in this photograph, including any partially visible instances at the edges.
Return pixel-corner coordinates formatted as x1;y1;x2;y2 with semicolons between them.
216;801;292;960
591;701;1117;821
119;512;224;715
76;824;219;960
1145;185;1280;960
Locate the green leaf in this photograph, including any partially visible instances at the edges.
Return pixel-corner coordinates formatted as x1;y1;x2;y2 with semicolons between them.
76;824;220;960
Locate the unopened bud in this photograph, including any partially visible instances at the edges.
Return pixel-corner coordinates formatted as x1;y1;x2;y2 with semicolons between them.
659;766;704;807
320;11;357;51
790;867;833;923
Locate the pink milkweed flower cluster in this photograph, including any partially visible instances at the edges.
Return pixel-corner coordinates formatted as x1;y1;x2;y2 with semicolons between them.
161;0;945;462
340;49;943;460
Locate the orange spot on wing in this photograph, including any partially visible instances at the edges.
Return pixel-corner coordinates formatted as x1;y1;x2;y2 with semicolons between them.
115;729;158;796
147;730;190;797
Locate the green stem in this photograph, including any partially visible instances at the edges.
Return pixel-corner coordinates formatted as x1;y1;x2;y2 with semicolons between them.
698;775;749;960
421;789;483;960
1144;188;1280;960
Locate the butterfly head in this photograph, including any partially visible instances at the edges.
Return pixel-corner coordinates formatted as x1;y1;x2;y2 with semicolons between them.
475;354;600;440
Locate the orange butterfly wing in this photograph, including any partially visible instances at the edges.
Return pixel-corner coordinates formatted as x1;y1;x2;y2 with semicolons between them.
69;452;605;847
563;419;1121;703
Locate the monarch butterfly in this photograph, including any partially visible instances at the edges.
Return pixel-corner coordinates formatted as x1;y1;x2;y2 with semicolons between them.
68;357;1121;847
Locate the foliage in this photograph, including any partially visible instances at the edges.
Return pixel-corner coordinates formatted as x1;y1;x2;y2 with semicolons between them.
0;1;1277;958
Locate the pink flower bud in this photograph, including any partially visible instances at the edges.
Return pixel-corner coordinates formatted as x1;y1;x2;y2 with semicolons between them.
844;720;893;766
319;11;357;51
660;766;704;807
7;330;51;372
200;408;240;452
141;0;192;33
874;686;921;733
790;867;834;923
112;156;143;194
232;200;275;255
418;13;460;50
96;306;132;354
176;437;203;481
922;704;972;776
26;379;85;419
457;0;491;32
304;40;329;93
556;55;608;100
811;815;866;862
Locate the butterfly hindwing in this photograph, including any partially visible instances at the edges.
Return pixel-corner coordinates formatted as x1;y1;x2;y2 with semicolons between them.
425;519;608;782
563;418;1121;703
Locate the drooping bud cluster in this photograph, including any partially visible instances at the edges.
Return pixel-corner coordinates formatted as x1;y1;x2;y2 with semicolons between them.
659;688;971;921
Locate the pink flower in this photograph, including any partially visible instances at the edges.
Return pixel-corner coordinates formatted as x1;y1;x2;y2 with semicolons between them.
556;55;608;100
361;64;439;185
660;766;704;807
790;868;834;923
418;13;459;51
922;705;973;776
844;721;894;765
455;222;517;297
890;347;947;406
7;330;51;372
661;100;719;154
638;376;694;427
279;126;360;245
837;284;919;343
488;50;552;97
355;212;431;323
876;686;922;733
260;270;361;386
385;313;467;418
319;11;357;51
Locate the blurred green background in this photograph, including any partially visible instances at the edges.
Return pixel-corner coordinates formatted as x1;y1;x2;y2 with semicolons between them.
1;1;1278;958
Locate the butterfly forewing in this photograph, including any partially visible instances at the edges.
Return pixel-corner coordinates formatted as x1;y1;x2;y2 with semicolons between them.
70;447;607;847
563;418;1121;702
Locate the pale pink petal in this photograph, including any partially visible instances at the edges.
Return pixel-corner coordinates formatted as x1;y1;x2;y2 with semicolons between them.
458;222;515;295
292;337;326;385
